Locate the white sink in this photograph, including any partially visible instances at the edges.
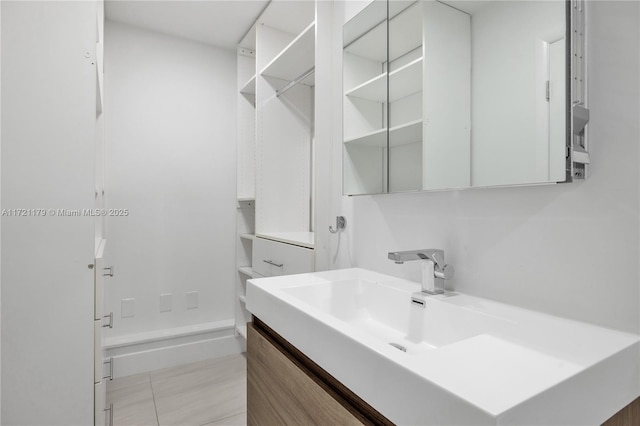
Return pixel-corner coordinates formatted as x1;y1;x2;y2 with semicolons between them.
246;268;639;425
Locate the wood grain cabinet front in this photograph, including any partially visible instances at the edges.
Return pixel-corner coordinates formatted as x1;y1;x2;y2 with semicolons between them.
247;320;393;426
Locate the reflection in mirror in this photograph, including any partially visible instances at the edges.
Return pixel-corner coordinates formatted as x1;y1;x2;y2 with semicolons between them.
388;1;424;192
343;0;568;195
458;0;566;187
343;0;388;195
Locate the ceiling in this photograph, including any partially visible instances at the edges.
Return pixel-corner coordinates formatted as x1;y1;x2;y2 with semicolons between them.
105;0;270;50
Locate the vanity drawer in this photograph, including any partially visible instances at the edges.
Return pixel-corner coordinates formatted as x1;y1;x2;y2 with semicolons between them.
252;237;314;277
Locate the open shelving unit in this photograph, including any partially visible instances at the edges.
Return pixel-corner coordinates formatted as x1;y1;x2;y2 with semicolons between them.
234;1;317;342
235;195;255;343
235;25;257;345
260;21;316;93
254;0;316;250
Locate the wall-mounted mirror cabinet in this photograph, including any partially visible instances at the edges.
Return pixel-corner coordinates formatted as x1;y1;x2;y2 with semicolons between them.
343;0;588;196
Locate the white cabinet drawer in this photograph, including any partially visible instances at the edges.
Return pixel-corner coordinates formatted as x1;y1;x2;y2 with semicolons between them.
252;237;314;277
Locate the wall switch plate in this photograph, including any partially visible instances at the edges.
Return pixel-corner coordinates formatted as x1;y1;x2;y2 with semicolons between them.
121;298;135;318
186;291;198;310
159;293;172;312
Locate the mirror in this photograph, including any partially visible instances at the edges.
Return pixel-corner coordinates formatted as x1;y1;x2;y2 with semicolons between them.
343;0;569;195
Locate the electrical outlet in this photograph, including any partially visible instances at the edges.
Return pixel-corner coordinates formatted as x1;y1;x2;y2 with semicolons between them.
159;293;172;313
121;298;135;318
186;291;198;310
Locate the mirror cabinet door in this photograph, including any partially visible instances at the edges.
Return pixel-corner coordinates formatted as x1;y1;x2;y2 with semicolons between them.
466;0;567;188
343;0;388;195
343;0;569;196
388;1;424;193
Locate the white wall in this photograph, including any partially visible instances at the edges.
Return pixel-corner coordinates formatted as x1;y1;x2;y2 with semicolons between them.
326;1;640;334
104;22;237;337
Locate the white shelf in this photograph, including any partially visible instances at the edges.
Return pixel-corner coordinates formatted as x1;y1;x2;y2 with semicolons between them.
389;119;423;147
344;57;422;103
344;120;422;148
240;233;255;241
236;325;247;340
344;127;387;147
256;232;315;249
240;74;256;95
389;58;422;102
238;266;254;278
260;21;316;89
344;72;386;102
237;196;255;202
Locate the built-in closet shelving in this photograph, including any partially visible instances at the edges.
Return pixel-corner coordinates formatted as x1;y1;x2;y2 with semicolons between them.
260;21;316;92
234;1;318;343
235;196;255;341
235;23;258;342
254;0;316;249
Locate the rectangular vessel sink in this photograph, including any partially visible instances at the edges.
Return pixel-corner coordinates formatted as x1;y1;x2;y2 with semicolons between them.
283;277;511;354
246;268;639;425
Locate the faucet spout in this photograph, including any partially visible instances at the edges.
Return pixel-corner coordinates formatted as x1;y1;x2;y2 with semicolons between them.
388;249;444;268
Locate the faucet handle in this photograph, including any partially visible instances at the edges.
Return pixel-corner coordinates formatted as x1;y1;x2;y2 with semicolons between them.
434;264;454;280
429;250;445;269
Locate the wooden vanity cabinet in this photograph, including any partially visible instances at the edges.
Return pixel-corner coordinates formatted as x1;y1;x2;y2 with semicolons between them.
247;319;393;426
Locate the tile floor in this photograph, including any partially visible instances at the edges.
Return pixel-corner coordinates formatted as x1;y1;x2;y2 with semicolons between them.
106;354;247;426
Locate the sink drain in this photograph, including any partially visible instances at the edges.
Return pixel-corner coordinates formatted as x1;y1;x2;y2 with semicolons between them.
389;342;407;352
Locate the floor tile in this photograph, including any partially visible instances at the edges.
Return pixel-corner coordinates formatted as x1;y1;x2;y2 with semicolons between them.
152;357;246;426
106;354;246;426
150;354;245;384
202;412;247;426
107;381;158;426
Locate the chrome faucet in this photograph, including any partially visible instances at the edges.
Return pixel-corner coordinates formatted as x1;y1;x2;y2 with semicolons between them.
388;249;454;295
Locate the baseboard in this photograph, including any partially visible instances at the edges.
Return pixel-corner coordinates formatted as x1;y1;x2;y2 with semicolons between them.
105;321;244;378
